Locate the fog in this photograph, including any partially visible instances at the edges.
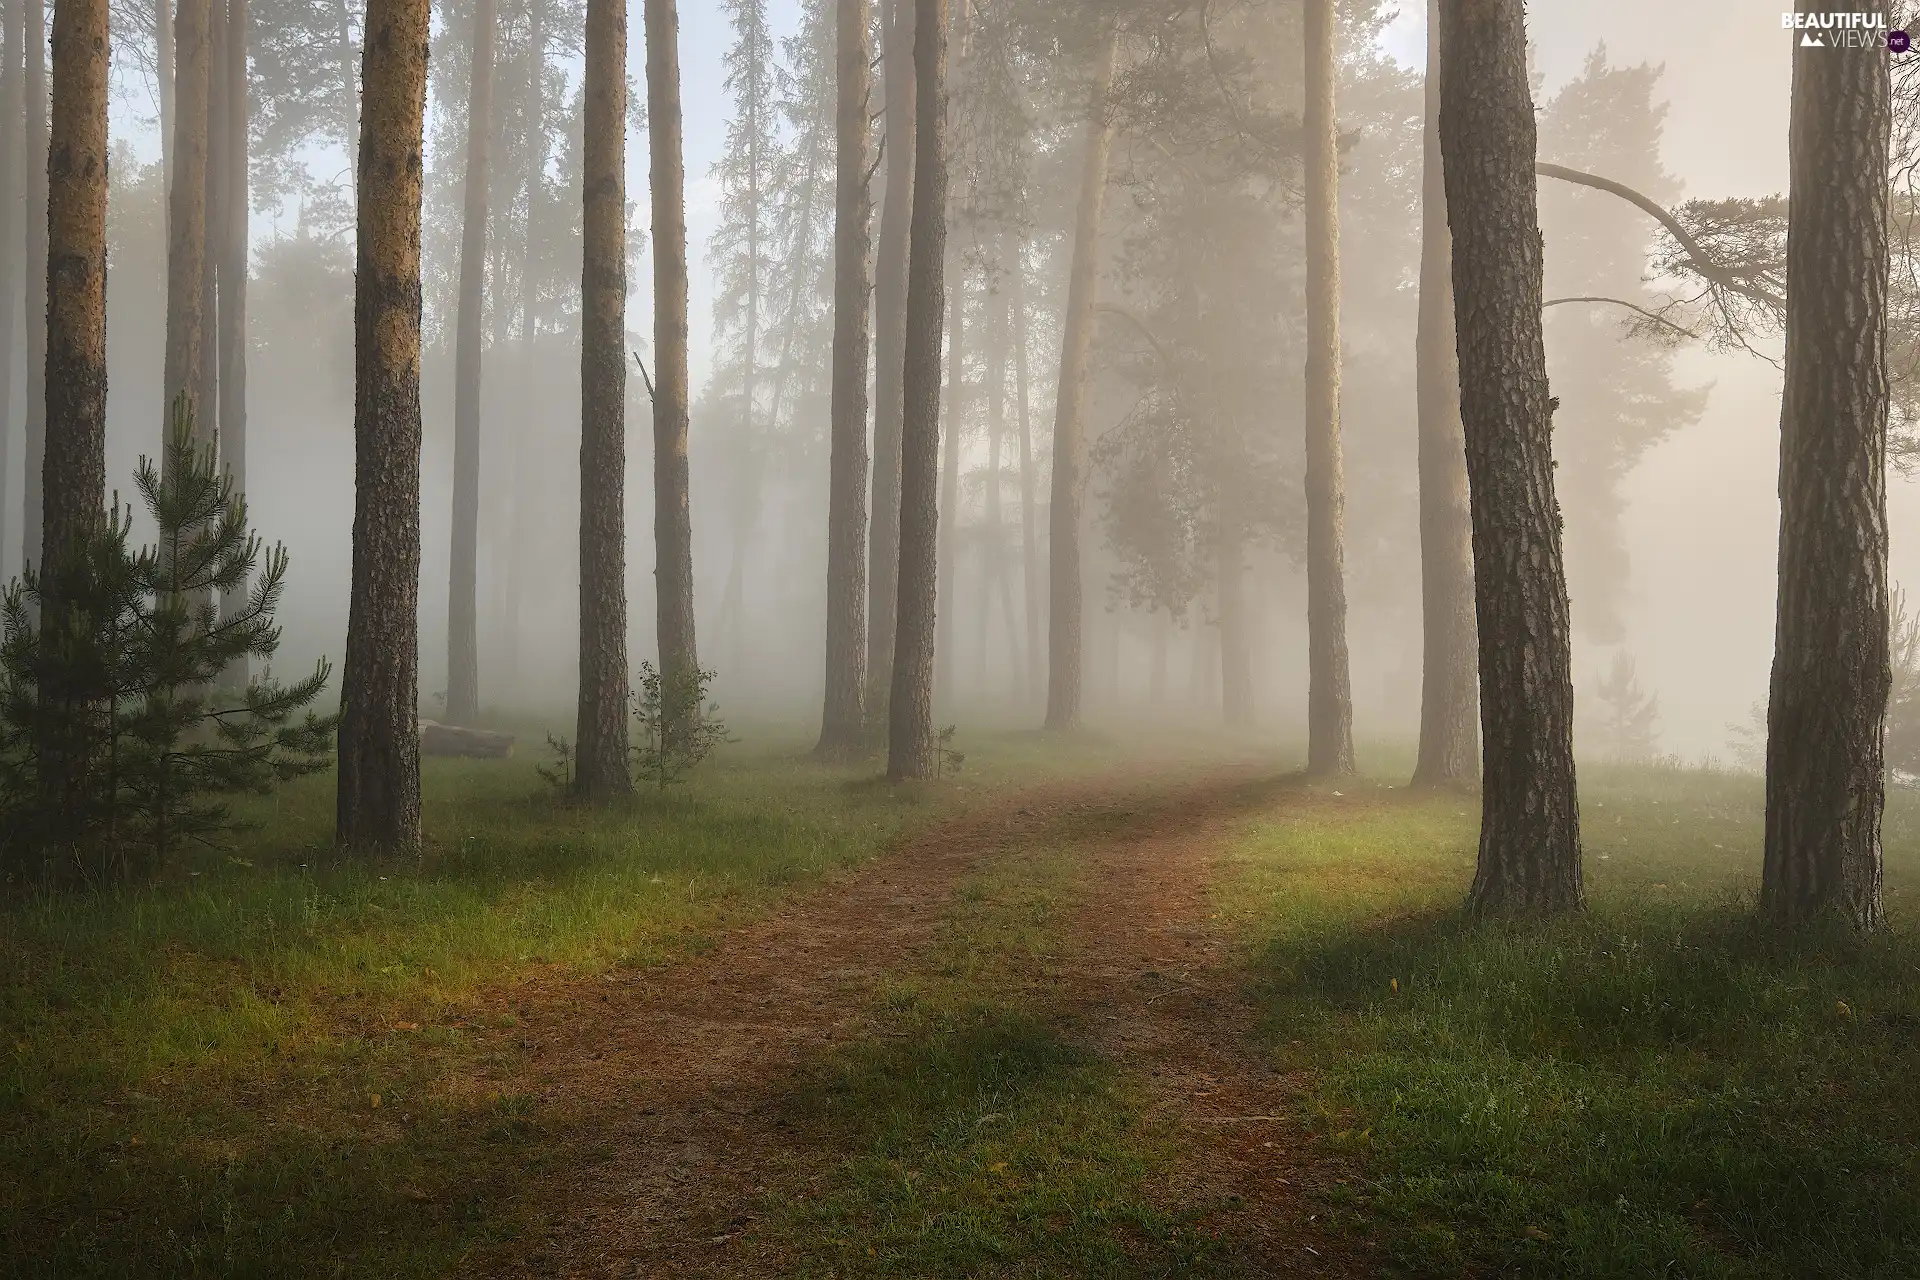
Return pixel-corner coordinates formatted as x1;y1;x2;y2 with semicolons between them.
0;0;1882;761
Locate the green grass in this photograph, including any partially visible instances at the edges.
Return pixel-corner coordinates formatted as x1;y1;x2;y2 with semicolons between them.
1227;765;1920;1278
0;726;1128;1277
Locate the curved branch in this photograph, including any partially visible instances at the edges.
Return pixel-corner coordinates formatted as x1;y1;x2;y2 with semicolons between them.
1537;161;1786;312
1096;301;1177;372
1544;294;1700;341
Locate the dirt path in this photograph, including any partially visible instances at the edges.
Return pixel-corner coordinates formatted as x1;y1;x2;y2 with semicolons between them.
477;764;1366;1276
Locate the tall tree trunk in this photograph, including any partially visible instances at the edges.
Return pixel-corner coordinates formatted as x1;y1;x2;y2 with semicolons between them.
574;0;632;795
156;0;171;188
1043;28;1116;732
646;0;697;748
506;0;546;686
866;0;913;723
1303;0;1353;774
885;0;947;781
200;0;221;424
986;284;1019;692
217;0;249;688
1011;255;1039;704
335;0;429;853
1217;532;1251;728
335;0;356;198
22;0;45;572
934;267;962;706
816;0;871;756
1439;0;1581;914
0;0;21;581
1763;10;1892;931
162;0;208;444
1149;608;1167;708
446;0;495;727
41;0;106;570
1410;0;1477;788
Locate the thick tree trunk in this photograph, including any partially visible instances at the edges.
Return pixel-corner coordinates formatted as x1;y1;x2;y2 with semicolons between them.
22;0;46;572
40;0;106;570
162;0;208;444
646;0;697;748
1763;15;1892;931
1011;257;1040;703
1217;532;1251;728
1303;0;1353;774
934;269;962;707
574;0;632;796
335;0;429;853
200;0;220;424
885;0;947;781
817;0;872;756
1439;0;1582;914
446;0;495;727
217;0;249;689
0;0;21;580
1043;29;1116;732
867;0;914;723
1412;0;1477;788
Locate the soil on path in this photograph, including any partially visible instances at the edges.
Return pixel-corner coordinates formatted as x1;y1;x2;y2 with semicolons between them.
479;763;1368;1276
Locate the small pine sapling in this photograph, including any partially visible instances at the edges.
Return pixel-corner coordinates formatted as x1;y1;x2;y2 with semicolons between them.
935;724;965;778
630;662;733;791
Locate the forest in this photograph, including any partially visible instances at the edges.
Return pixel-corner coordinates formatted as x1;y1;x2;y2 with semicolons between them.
2;0;1919;1274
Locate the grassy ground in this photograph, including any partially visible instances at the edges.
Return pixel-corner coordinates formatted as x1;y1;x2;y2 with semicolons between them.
0;726;1129;1277
1227;763;1920;1278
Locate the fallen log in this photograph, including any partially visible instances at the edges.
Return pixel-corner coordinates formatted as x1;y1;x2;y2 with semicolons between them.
418;720;517;759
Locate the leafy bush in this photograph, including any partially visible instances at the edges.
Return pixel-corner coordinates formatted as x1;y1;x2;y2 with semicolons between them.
631;662;732;791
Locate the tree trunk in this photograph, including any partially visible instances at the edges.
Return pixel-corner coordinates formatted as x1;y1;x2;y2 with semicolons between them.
1011;256;1039;704
1217;532;1251;728
217;0;249;688
1439;0;1582;914
866;0;914;724
1303;0;1353;774
446;0;495;727
1763;13;1892;931
506;0;546;685
0;0;21;581
335;0;430;853
935;267;962;707
200;0;221;425
1411;0;1477;788
40;0;107;571
162;0;208;443
646;0;697;749
22;0;46;573
1043;28;1116;732
816;0;871;756
335;0;356;198
573;0;632;796
885;0;947;781
156;0;171;189
986;284;1019;693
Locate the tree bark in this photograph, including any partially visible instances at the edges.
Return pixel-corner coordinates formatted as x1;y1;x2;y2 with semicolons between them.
41;0;107;571
446;0;495;727
335;0;429;853
866;0;914;724
217;0;249;689
985;283;1019;693
573;0;632;796
646;0;697;750
886;0;947;781
22;0;45;573
1303;0;1353;774
1217;531;1251;728
200;0;220;426
506;0;546;685
1763;12;1892;931
1043;28;1116;732
162;0;208;444
1011;255;1039;704
1439;0;1582;914
0;0;21;580
1412;0;1477;788
817;0;872;756
934;266;962;707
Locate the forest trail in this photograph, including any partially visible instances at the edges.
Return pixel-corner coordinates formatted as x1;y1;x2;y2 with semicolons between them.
480;762;1368;1277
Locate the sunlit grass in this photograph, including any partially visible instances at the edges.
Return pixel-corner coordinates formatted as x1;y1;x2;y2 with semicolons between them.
1227;765;1920;1278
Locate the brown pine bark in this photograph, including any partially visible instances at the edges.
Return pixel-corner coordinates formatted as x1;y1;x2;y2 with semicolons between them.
22;0;44;571
1763;16;1892;931
217;0;249;689
162;0;209;444
1412;0;1477;788
867;0;914;724
335;0;430;853
886;0;947;781
446;0;496;728
574;0;632;796
646;0;697;749
1303;0;1353;775
817;0;872;757
1042;27;1116;732
0;0;21;575
1439;0;1581;914
40;0;108;571
934;269;962;707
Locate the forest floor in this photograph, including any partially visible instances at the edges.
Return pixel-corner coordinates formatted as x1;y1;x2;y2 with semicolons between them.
9;736;1920;1276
